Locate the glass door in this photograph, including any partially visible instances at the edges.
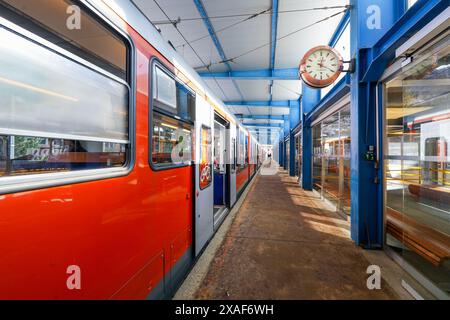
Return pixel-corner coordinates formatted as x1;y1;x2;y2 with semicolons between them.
384;35;449;298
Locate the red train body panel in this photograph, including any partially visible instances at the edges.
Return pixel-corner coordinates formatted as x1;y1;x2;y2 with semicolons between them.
0;0;261;299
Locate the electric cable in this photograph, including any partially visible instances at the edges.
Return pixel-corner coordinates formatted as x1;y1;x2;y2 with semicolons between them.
152;5;351;24
195;8;349;70
152;0;230;101
175;8;271;48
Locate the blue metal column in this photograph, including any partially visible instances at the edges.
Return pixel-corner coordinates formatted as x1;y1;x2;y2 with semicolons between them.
279;137;283;165
301;86;320;190
289;100;300;176
193;0;245;101
349;0;406;248
282;115;290;170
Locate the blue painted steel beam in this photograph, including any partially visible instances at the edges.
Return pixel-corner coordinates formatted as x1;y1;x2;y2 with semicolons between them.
269;0;279;102
236;115;284;120
300;85;320;190
361;0;447;82
225;100;298;107
198;68;299;80
348;0;409;249
269;0;279;71
243;123;283;128
329;10;350;47
193;0;244;100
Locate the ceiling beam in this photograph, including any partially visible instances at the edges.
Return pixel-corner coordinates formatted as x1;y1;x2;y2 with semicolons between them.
329;10;351;47
269;0;279;101
193;0;244;100
225;100;298;107
243;123;283;128
236;115;284;120
198;68;298;80
269;0;279;72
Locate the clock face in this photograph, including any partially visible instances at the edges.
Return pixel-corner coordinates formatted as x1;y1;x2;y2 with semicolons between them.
299;46;343;88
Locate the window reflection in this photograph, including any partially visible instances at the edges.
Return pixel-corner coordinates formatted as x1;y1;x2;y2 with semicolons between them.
237;129;248;172
152;113;193;167
0;135;126;176
385;36;449;296
312;105;351;214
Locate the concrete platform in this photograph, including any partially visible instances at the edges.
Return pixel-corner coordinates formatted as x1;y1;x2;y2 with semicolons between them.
178;168;404;300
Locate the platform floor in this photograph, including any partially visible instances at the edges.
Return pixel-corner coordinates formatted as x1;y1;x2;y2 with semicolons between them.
193;169;399;299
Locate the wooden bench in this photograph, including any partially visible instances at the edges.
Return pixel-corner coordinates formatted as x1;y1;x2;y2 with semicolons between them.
408;184;450;205
386;207;450;266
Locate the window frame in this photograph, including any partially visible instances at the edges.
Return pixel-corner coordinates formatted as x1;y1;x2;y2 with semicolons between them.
0;1;136;195
149;58;196;171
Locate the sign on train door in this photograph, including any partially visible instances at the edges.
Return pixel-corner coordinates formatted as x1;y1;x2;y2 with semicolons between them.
229;124;237;206
194;96;214;256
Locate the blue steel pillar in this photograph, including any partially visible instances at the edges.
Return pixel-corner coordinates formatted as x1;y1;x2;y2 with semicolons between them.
279;136;283;165
283;115;290;170
289;100;300;176
301;86;320;190
350;0;405;248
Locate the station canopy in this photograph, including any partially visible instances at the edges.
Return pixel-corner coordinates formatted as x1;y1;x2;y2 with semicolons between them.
133;0;349;140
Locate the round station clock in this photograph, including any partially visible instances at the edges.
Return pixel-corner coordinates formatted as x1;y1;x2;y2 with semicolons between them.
299;45;344;89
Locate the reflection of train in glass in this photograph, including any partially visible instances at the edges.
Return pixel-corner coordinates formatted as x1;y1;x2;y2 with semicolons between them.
404;108;450;202
0;0;261;299
386;105;450;266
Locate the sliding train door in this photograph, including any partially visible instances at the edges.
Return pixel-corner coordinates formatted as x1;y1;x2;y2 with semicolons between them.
194;96;214;256
229;124;237;206
213;113;230;229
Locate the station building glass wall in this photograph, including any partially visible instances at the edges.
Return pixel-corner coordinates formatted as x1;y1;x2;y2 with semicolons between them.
384;35;449;297
295;130;302;182
285;138;290;172
312;104;351;214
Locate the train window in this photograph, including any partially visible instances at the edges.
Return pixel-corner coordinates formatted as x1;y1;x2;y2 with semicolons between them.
200;126;212;189
237;129;248;172
231;138;236;172
150;61;195;170
0;136;6;177
0;0;128;80
151;113;193;167
154;66;177;111
177;83;196;122
152;64;195;122
0;5;130;179
0;136;126;177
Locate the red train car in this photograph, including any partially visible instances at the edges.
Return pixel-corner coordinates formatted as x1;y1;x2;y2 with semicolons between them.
0;0;260;299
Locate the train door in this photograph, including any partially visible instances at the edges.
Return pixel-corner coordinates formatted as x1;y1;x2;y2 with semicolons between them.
230;124;237;206
213;112;230;229
194;96;214;256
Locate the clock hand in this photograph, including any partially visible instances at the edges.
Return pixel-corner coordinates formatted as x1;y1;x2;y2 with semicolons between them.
322;65;335;73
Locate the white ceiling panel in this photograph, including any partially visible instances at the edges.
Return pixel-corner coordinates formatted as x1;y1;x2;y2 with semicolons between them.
131;0;349;142
275;0;349;68
203;78;228;101
202;0;272;70
235;80;271;100
272;80;302;100
231;106;255;115
216;79;244;101
270;107;290;115
242;119;284;124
